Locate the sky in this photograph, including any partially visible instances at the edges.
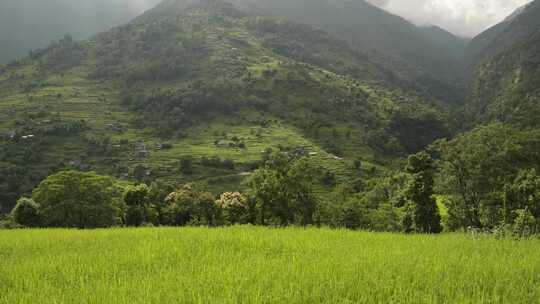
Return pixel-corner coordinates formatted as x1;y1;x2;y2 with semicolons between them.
367;0;533;37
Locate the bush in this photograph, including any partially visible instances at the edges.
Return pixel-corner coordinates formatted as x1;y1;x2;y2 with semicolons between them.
11;197;40;227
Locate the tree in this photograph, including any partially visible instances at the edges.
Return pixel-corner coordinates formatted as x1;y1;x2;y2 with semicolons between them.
147;181;176;225
502;169;540;236
287;158;318;226
245;152;317;226
216;192;250;224
163;184;218;226
404;152;441;233
11;197;40;227
32;171;124;228
124;184;155;226
512;208;536;238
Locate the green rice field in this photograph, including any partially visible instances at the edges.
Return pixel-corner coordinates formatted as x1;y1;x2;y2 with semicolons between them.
1;227;539;303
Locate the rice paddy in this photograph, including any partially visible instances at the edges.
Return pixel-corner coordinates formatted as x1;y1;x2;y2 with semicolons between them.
1;226;539;303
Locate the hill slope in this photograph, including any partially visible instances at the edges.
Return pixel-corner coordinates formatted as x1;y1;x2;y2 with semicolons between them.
465;0;540;126
0;0;451;212
151;0;467;103
465;1;540;69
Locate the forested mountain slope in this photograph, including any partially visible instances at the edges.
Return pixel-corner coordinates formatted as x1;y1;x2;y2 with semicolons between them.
150;0;467;103
0;0;451;212
465;1;540;69
465;0;540;127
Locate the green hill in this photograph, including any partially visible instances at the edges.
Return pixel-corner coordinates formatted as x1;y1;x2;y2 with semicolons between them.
0;0;451;212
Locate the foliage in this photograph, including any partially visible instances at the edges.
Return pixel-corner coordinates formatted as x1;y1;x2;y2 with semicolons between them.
32;171;124;228
163;184;220;226
124;184;156;227
11;197;40;227
404;152;442;233
245;152;317;226
215;192;251;224
434;124;540;230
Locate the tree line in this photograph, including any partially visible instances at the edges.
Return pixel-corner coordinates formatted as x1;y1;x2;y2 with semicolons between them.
3;124;540;237
3;150;437;232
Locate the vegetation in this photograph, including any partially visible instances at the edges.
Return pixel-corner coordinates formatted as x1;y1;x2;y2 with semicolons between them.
32;171;124;228
403;152;441;233
434;124;540;232
465;1;540;128
10;197;40;228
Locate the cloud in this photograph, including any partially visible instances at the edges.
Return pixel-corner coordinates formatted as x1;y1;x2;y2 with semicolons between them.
367;0;533;37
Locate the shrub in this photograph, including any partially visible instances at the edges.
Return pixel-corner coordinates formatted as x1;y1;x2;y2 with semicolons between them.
11;197;40;227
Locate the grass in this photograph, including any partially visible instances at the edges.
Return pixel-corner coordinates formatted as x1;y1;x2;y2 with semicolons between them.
1;227;539;304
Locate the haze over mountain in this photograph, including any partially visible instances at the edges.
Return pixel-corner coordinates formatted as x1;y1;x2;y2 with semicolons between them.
0;0;161;64
368;0;533;37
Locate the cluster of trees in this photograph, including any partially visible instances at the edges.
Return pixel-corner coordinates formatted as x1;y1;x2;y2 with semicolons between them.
33;35;86;73
325;152;441;233
433;124;540;236
4;153;314;228
4;150;441;234
7;171;249;229
121;77;248;137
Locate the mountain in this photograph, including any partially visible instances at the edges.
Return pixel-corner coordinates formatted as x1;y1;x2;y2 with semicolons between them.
465;1;539;69
418;25;468;62
0;0;451;212
465;0;540;127
0;0;161;64
151;0;467;103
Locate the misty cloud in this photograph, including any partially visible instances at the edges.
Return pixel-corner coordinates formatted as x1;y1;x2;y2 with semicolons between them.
367;0;533;37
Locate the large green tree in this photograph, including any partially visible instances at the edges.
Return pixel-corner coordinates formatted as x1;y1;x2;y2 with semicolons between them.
32;171;124;228
124;184;156;227
246;152;317;226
